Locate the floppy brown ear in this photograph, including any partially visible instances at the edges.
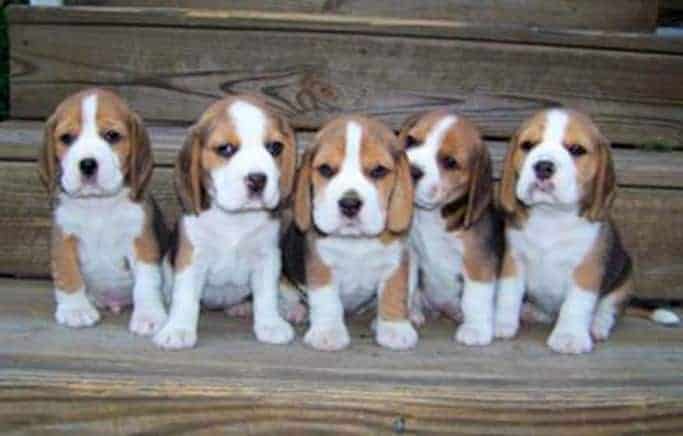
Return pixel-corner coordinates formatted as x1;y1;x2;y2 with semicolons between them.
387;152;414;234
498;135;526;225
175;126;207;215
39;114;58;198
293;151;313;232
127;111;154;201
276;115;297;203
582;136;616;222
463;142;493;228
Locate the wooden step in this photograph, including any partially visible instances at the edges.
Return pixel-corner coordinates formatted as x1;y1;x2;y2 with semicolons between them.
64;0;661;32
1;120;682;300
1;278;682;433
8;6;683;148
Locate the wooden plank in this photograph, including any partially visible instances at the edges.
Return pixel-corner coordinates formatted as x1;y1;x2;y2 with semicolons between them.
8;8;683;148
0;161;681;300
3;120;683;189
64;0;660;32
1;278;682;434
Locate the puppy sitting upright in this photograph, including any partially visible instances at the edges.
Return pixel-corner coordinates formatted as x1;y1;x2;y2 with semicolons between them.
154;95;297;350
400;111;501;346
286;115;417;351
495;109;679;354
40;88;167;335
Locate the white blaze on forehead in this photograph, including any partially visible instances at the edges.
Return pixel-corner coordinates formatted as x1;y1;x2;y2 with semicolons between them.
424;115;457;152
81;93;99;137
343;121;363;175
542;109;569;145
229;101;266;147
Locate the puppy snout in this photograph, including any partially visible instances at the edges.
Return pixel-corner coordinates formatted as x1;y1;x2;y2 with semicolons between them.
245;172;267;194
410;164;424;182
79;158;98;178
533;160;555;181
338;192;363;218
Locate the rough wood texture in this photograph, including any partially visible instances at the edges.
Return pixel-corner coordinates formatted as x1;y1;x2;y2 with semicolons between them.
65;0;660;32
0;156;681;299
8;7;683;147
1;278;682;434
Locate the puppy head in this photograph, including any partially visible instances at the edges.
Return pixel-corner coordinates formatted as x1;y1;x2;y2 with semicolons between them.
500;109;615;223
293;116;413;237
399;110;492;229
175;95;297;214
40;89;152;200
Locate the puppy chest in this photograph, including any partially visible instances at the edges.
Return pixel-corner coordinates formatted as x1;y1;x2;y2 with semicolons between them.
411;214;464;291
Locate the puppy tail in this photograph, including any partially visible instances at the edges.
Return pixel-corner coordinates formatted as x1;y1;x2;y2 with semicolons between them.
625;298;680;326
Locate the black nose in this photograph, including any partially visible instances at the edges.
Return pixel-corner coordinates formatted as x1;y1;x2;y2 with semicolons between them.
79;158;98;177
338;194;363;218
534;160;555;181
245;172;267;194
410;165;424;181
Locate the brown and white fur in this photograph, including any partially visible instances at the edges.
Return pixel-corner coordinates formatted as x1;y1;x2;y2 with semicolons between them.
400;111;502;346
285;115;417;351
153;95;298;350
39;89;168;335
494;108;679;354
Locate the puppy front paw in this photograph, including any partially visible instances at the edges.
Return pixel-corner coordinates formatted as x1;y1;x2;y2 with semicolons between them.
254;316;295;345
282;301;308;325
55;302;100;328
376;320;418;351
153;324;197;350
304;323;350;351
547;329;593;354
455;322;493;346
494;316;519;339
130;307;167;336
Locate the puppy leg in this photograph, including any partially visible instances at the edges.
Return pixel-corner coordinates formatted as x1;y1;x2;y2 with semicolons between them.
407;248;426;328
251;251;295;345
455;279;495;346
304;285;350;351
376;251;418;351
278;278;307;324
494;250;525;339
547;287;598;354
51;228;100;328
154;265;205;350
129;231;167;336
591;283;629;341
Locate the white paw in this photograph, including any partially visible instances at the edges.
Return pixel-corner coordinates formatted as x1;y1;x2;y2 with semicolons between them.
254;317;295;345
55;303;100;328
376;320;418;351
304;323;350;351
129;307;167;336
282;302;308;324
590;312;615;342
547;329;593;354
153;324;197;350
455;323;493;346
409;308;426;328
494;317;519;339
226;302;253;318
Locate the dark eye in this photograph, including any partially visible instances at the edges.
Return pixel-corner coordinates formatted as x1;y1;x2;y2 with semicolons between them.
520;141;536;152
318;164;336;178
567;143;587;157
369;165;390;179
265;141;284;157
59;133;75;146
440;155;458;170
216;143;238;158
405;135;419;149
102;129;121;144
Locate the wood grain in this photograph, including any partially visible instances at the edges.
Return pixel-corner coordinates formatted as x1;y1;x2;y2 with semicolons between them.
8;7;683;147
0;159;681;299
64;0;660;32
1;278;682;434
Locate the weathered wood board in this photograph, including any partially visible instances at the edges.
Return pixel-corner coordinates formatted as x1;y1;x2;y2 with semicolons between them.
8;7;683;147
65;0;660;32
1;278;682;434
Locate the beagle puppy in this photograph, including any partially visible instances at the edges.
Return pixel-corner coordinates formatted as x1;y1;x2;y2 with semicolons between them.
153;95;297;350
285;115;417;351
400;111;502;346
39;89;168;335
494;109;679;354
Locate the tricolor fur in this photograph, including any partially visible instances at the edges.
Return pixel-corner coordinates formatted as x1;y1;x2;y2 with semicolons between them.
154;95;298;350
400;110;502;346
39;89;168;335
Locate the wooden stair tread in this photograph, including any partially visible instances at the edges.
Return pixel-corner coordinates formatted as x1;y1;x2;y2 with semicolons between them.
1;278;682;433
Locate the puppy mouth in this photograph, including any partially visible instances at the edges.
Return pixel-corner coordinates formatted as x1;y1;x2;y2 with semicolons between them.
532;179;555;193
